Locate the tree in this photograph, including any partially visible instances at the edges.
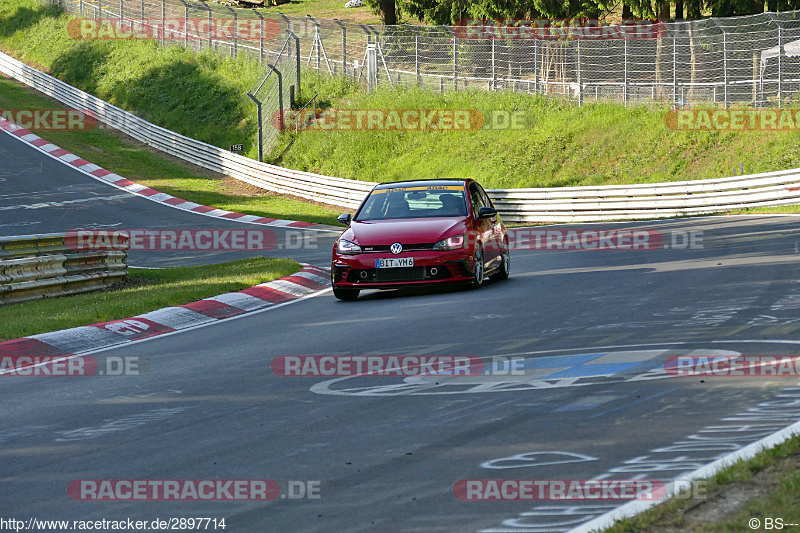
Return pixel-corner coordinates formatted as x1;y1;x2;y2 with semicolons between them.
364;0;399;24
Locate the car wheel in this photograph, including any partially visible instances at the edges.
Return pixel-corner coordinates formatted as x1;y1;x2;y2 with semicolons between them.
333;287;360;301
470;247;484;289
490;247;510;281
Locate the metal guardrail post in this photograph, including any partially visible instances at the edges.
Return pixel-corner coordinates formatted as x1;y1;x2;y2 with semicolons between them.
119;0;123;20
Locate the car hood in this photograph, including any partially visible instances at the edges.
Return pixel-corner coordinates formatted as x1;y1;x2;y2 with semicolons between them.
344;218;466;245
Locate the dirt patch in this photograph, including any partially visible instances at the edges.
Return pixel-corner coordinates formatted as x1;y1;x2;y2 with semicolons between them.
647;452;800;532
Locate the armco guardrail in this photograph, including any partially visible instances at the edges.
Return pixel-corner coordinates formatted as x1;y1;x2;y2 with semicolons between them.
1;50;799;222
0;51;375;211
488;169;800;222
0;233;127;305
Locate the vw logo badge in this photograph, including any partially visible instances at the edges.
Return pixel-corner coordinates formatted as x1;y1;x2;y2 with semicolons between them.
390;242;403;255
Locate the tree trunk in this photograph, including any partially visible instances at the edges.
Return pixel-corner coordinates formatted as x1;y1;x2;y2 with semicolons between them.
379;0;396;25
622;3;633;19
659;1;671;20
675;0;684;19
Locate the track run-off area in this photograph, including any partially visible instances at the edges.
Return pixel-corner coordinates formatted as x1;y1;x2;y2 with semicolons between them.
2;109;800;532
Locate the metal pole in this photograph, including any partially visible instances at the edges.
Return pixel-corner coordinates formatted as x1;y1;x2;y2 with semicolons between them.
307;15;320;71
98;0;102;18
161;0;165;45
288;29;300;100
181;0;188;49
278;13;290;32
79;0;83;17
253;10;264;62
673;32;677;105
415;34;420;85
247;93;263;162
207;4;212;50
333;20;347;76
534;40;538;93
140;0;144;24
225;7;238;57
491;38;496;90
623;38;628;104
453;35;457;90
723;31;728;108
119;0;123;21
778;26;782;108
577;40;582;106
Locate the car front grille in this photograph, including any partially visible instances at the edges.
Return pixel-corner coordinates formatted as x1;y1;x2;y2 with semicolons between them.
360;243;436;253
346;265;452;284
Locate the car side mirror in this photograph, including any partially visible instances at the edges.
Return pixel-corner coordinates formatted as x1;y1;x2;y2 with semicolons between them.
338;213;352;225
477;207;497;219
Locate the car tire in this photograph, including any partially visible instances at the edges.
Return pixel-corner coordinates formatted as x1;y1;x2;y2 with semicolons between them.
490;246;510;281
470;247;484;289
333;287;360;301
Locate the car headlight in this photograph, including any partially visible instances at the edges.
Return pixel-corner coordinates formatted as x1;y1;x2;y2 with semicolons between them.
433;234;465;251
337;239;362;255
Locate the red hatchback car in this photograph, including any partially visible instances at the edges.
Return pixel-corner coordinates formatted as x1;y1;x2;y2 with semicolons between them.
331;179;510;300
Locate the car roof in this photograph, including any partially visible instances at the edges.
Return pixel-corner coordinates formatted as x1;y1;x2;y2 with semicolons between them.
374;179;469;190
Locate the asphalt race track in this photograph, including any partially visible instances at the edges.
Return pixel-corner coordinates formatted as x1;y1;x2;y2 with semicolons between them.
3;128;800;532
0;131;339;267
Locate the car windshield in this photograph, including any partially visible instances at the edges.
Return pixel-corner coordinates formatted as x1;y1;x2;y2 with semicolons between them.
355;185;467;221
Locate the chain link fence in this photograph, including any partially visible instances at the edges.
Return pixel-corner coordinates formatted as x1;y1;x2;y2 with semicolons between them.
247;32;300;161
45;0;800;157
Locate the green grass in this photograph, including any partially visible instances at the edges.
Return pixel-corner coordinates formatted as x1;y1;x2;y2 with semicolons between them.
261;0;386;24
276;79;800;190
605;435;800;532
0;257;300;341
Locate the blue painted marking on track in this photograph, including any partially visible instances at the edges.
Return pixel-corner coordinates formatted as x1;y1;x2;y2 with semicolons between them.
542;362;639;379
516;353;606;369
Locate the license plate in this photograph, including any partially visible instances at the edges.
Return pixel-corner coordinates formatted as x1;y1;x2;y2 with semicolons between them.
376;257;414;268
